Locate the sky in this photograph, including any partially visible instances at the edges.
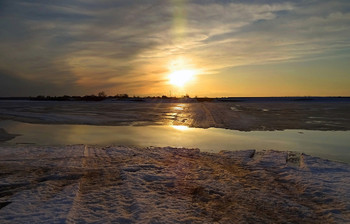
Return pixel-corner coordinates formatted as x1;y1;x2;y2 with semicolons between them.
0;0;350;97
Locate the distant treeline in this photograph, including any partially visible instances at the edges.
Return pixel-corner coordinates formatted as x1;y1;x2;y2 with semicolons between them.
0;94;349;102
0;92;195;102
30;92;131;101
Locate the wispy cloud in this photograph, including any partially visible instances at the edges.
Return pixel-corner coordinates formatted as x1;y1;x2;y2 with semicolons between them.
0;0;349;96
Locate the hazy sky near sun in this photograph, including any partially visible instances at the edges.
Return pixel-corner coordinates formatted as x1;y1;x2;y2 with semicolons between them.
0;0;350;97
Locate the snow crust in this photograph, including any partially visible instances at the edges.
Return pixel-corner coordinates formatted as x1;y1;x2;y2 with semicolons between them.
0;145;349;223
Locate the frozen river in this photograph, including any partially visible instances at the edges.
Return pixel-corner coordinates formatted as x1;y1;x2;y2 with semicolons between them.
1;99;350;131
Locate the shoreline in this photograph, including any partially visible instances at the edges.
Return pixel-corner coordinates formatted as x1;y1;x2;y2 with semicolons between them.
0;128;17;142
0;145;349;223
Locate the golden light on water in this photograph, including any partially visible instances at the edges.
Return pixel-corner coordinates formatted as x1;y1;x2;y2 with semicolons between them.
173;104;184;110
171;125;189;131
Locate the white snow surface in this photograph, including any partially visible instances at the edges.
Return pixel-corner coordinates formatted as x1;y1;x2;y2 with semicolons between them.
0;145;349;223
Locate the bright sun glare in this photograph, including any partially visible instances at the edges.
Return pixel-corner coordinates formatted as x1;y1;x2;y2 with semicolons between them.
172;125;189;131
168;69;196;87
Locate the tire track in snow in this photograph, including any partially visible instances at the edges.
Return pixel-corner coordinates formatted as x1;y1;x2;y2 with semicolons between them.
66;146;142;223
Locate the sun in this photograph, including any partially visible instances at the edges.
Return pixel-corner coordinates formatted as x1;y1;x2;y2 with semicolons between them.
168;69;196;87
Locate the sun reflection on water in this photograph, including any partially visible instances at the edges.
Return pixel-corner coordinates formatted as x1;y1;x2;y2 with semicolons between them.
173;104;185;111
171;125;189;131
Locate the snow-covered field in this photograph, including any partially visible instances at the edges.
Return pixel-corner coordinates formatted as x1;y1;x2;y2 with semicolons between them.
1;100;350;131
0;145;349;223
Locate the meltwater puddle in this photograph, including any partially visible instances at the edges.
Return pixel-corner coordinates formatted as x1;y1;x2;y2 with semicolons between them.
0;120;349;163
